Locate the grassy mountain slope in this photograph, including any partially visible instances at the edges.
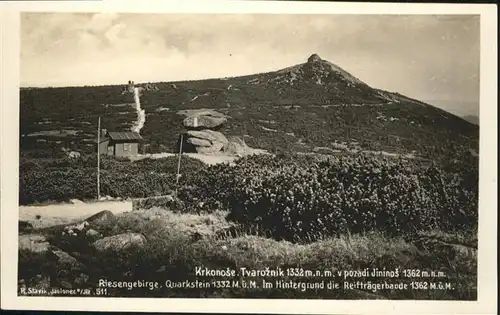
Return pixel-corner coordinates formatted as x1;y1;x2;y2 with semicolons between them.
20;54;479;162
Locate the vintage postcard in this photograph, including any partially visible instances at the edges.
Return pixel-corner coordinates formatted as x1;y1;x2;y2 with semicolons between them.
0;1;497;314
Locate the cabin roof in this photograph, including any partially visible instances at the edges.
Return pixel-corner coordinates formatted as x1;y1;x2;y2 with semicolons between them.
107;131;143;141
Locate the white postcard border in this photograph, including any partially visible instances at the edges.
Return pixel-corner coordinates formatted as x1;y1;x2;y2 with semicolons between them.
1;1;497;314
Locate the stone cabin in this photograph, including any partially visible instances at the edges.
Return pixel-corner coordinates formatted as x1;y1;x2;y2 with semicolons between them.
97;129;143;157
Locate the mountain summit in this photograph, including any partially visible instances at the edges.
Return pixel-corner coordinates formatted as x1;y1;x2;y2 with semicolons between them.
302;53;366;86
264;53;366;86
246;54;389;104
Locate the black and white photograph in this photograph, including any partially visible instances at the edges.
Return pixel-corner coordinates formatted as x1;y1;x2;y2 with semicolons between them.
0;1;497;313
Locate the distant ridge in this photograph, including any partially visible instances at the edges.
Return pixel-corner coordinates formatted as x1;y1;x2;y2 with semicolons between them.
462;115;479;125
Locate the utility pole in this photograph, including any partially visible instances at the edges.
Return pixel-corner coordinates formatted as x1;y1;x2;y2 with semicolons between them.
97;117;101;200
175;134;183;197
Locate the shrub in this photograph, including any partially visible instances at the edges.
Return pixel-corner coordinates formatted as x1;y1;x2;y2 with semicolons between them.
19;155;207;205
179;153;478;242
132;196;184;211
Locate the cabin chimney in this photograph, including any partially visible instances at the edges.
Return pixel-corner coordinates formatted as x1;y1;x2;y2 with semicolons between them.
101;128;107;138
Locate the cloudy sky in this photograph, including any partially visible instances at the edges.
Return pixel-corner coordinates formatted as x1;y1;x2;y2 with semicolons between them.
21;13;480;116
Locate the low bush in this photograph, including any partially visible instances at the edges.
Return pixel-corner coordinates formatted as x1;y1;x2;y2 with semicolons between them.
179;153;478;242
19;155;207;205
132;196;184;211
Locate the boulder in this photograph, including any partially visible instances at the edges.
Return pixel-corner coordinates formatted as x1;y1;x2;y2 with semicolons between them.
187;137;212;147
73;273;90;286
223;136;251;156
85;210;115;226
196;142;225;154
223;136;268;157
64;221;89;233
184;115;226;129
186;130;228;145
50;250;77;264
86;229;100;237
19;234;50;254
19;221;34;233
182;110;228;129
49;250;86;272
46;250;89;290
85;229;102;242
185;130;228;154
92;233;147;253
62;221;90;237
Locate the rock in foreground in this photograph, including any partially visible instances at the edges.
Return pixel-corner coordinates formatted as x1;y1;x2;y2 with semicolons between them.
19;221;34;233
19;234;50;253
85;210;116;226
91;233;147;253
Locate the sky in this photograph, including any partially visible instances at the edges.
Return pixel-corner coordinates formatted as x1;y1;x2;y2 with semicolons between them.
21;13;480;116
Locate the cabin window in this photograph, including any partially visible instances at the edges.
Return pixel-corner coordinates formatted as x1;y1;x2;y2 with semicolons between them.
124;143;131;151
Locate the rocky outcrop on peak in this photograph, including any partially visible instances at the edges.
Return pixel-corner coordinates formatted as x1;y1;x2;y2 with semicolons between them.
143;83;159;91
121;81;159;95
307;53;322;63
262;53;370;92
